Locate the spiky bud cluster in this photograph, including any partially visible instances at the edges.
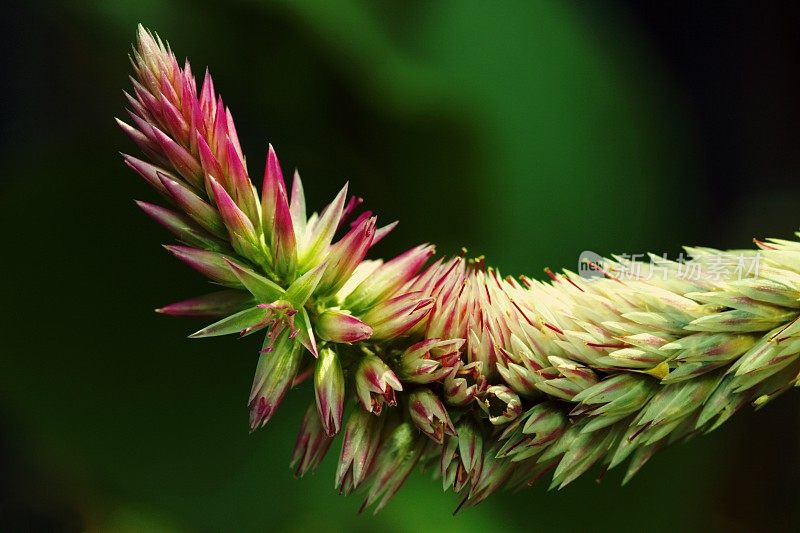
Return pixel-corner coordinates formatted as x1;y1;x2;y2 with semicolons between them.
119;26;800;513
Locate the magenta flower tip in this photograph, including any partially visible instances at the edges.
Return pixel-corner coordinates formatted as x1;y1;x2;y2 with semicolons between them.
316;310;373;343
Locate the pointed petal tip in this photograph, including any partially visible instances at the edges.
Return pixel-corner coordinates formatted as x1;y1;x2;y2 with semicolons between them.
187;328;207;338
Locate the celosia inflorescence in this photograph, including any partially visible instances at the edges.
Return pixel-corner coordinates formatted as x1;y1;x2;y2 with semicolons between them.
119;26;800;512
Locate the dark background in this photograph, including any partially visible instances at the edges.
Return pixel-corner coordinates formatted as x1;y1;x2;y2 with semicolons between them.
2;1;800;531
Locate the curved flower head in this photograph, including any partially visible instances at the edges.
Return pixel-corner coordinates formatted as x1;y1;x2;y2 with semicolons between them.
123;26;258;221
121;26;800;513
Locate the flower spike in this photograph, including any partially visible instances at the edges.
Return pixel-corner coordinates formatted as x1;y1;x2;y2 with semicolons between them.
121;26;800;513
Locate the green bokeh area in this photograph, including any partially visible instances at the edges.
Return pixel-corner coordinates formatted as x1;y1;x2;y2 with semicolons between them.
2;1;798;531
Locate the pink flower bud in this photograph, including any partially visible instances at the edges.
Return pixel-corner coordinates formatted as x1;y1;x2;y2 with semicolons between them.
208;176;263;263
359;292;435;341
314;347;345;436
260;144;286;246
354;355;403;415
298;183;349;268
360;422;423;514
136;200;224;252
316;217;377;298
335;408;384;494
248;330;304;431
163;245;243;287
408;389;456;444
397;338;464;384
316;310;373;344
156;290;254;318
291;404;334;477
344;244;435;313
444;361;485;407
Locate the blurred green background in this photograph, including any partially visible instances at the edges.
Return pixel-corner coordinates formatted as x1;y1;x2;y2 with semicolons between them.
2;1;800;531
